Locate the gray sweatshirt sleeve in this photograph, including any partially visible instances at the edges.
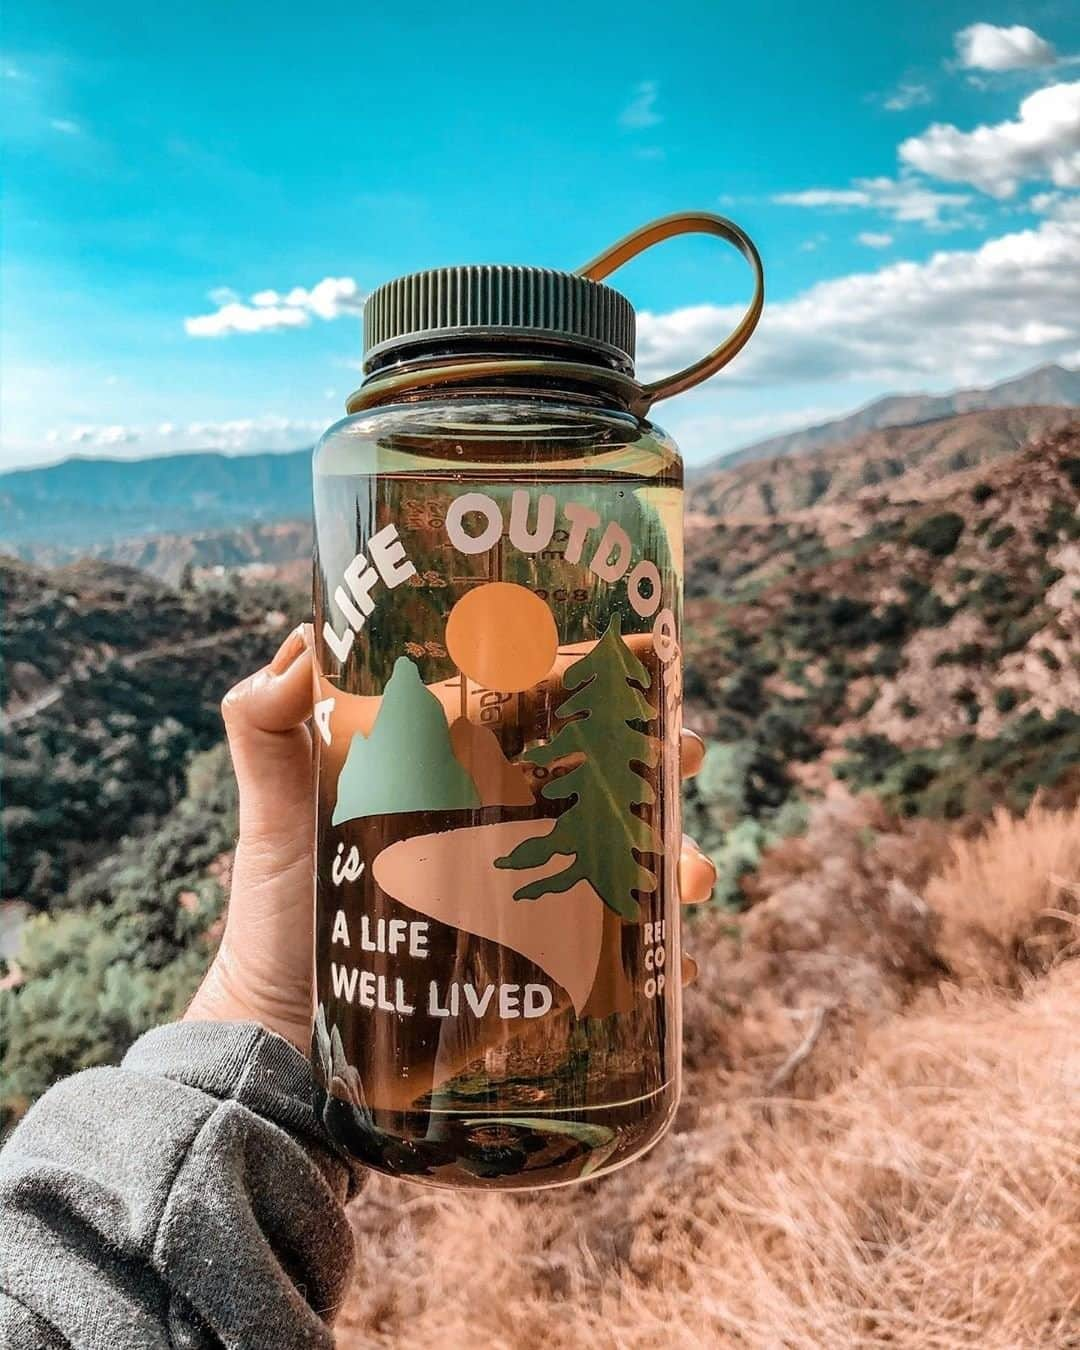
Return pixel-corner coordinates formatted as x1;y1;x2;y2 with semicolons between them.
0;1021;358;1350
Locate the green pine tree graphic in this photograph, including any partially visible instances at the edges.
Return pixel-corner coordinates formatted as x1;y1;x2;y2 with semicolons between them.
495;614;660;921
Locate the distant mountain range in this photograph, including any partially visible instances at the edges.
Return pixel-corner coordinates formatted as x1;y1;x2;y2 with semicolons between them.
689;405;1078;520
0;449;312;549
699;363;1080;473
2;363;1078;569
79;520;314;588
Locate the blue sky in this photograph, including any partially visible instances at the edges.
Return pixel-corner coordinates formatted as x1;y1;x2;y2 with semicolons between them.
3;1;1078;469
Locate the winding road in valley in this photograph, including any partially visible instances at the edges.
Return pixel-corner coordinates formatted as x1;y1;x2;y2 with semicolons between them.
2;625;268;729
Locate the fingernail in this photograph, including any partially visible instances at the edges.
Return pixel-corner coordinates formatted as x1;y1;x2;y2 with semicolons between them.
269;625;307;675
681;729;706;778
681;954;699;987
684;835;718;881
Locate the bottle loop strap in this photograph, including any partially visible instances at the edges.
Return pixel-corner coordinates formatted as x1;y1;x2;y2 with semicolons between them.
347;212;763;416
576;211;765;410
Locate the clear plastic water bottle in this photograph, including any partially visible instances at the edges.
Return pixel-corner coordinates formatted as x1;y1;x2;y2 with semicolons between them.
310;213;763;1188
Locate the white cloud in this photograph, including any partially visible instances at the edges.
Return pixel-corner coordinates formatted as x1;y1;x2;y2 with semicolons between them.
857;231;894;248
635;214;1080;393
900;81;1080;197
955;22;1057;71
183;417;323;449
185;303;309;337
43;416;324;455
185;276;363;338
253;277;362;320
55;424;137;447
884;82;932;112
49;117;80;134
619;80;662;129
774;175;972;227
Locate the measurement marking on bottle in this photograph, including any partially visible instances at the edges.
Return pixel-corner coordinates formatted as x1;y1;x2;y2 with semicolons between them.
412;1082;674;1116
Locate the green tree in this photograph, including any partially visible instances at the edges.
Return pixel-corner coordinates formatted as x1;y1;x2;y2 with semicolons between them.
496;615;659;921
909;511;964;557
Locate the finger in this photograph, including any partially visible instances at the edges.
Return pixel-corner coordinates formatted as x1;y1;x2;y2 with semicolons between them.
222;625;315;838
222;623;315;738
681;729;706;780
681;953;699;987
679;834;717;905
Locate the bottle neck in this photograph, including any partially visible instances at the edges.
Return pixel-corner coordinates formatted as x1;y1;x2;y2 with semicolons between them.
350;337;643;418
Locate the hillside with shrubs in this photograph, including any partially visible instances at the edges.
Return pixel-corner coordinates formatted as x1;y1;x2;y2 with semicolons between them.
683;421;1080;898
0;554;311;1123
1;558;303;911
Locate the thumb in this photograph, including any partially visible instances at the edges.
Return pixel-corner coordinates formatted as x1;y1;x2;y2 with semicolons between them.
221;624;315;841
191;624;319;1049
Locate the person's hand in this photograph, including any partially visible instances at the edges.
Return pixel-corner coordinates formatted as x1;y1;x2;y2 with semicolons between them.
184;624;318;1050
184;626;717;1051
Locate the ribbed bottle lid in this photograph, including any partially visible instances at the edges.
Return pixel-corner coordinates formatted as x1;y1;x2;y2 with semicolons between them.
362;265;636;373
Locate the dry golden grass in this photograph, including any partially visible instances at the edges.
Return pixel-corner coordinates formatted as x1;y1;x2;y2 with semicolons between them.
931;799;1080;987
337;797;1080;1349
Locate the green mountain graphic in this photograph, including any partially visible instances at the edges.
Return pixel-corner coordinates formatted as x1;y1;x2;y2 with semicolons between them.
332;656;480;824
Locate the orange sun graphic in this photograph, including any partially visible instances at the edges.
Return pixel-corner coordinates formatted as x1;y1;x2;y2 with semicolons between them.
445;582;558;693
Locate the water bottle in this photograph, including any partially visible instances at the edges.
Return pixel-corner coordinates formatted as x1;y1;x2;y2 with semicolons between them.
310;213;763;1188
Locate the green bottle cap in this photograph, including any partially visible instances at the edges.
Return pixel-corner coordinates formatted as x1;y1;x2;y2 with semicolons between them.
363;265;636;374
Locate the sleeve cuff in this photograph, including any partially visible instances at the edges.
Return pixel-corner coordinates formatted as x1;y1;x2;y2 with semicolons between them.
122;1021;328;1157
